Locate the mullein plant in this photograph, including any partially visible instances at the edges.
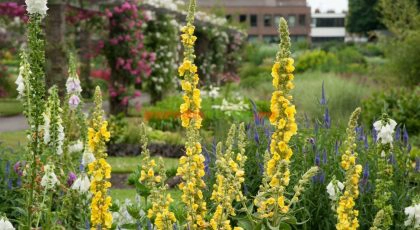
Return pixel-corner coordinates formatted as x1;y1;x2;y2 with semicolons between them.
176;0;207;228
336;108;363;230
138;123;176;230
209;123;247;230
370;115;396;230
253;18;318;227
87;87;112;229
15;0;48;227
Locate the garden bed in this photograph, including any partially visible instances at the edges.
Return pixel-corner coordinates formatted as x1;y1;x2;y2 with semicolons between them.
108;142;185;158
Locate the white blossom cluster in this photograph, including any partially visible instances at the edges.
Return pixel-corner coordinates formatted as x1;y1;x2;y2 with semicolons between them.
25;0;48;17
41;164;59;189
404;203;420;228
212;99;249;116
326;180;344;201
201;85;220;99
143;0;184;11
71;174;90;193
112;197;145;228
0;217;15;230
373;118;397;145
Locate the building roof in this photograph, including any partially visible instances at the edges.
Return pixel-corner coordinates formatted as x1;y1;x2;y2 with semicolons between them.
195;0;308;7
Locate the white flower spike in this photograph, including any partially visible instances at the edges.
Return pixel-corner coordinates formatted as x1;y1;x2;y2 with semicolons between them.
25;0;48;17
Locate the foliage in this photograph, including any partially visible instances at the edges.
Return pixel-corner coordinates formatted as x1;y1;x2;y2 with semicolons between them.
362;87;420;136
346;0;384;34
379;0;420;86
295;49;338;73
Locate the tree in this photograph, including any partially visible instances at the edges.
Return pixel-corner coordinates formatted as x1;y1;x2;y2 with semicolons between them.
346;0;384;34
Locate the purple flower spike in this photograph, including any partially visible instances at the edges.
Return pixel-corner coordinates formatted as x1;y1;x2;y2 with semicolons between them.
322;149;327;164
363;163;369;180
5;161;10;176
320;81;327;105
407;144;412;153
403;126;409;146
254;128;260;144
8;178;13;189
315;153;321;166
388;154;396;165
395;126;401;142
372;126;377;143
415;158;420;172
67;172;77;187
324;108;331;129
335;140;340;155
364;135;369;149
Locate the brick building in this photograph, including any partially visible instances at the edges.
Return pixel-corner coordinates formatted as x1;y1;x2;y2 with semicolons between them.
197;0;311;43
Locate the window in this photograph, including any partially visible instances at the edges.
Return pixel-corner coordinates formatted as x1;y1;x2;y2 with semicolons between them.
264;14;272;27
274;15;282;27
298;14;306;26
239;14;247;23
288;15;296;27
315;18;345;27
247;35;259;42
250;14;258;27
263;35;279;43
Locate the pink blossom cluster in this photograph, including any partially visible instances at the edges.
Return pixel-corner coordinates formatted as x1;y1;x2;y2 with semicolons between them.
100;1;155;105
0;2;28;21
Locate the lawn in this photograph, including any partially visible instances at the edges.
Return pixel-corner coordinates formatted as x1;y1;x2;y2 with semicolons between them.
108;156;179;173
0;99;23;117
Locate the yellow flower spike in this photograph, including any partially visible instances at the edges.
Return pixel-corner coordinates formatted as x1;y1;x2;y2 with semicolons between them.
209;124;247;230
87;87;113;229
137;123;176;230
254;17;319;226
176;0;208;229
336;108;362;230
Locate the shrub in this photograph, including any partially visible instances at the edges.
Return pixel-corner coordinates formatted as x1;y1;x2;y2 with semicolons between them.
362;87;420;136
295;50;338;73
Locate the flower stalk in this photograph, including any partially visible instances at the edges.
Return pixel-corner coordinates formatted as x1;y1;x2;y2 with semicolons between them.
336;107;363;230
176;0;208;228
87;87;112;229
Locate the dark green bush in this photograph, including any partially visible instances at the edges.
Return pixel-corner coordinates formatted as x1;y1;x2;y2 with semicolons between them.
362;87;420;135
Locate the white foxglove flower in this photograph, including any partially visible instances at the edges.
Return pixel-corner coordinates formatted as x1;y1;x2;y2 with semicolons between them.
69;140;84;153
71;174;90;193
56;122;64;155
326;180;344;201
82;150;96;166
404;203;420;228
0;217;15;230
41;165;59;189
25;0;48;17
15;68;25;98
42;112;51;144
373;119;397;144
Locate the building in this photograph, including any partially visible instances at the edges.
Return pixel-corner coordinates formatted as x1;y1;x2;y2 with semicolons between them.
197;0;311;43
311;12;346;43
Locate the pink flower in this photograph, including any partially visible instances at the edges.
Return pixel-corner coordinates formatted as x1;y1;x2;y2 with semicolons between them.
69;95;81;109
133;90;141;97
105;9;112;18
110;38;118;45
121;96;129;106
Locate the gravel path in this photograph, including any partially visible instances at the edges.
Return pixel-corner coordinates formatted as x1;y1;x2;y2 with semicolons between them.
0;115;28;132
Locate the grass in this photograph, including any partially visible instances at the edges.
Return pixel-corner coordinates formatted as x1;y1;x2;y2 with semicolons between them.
107;156;179;173
238;71;377;126
0;99;23;117
0;130;26;148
